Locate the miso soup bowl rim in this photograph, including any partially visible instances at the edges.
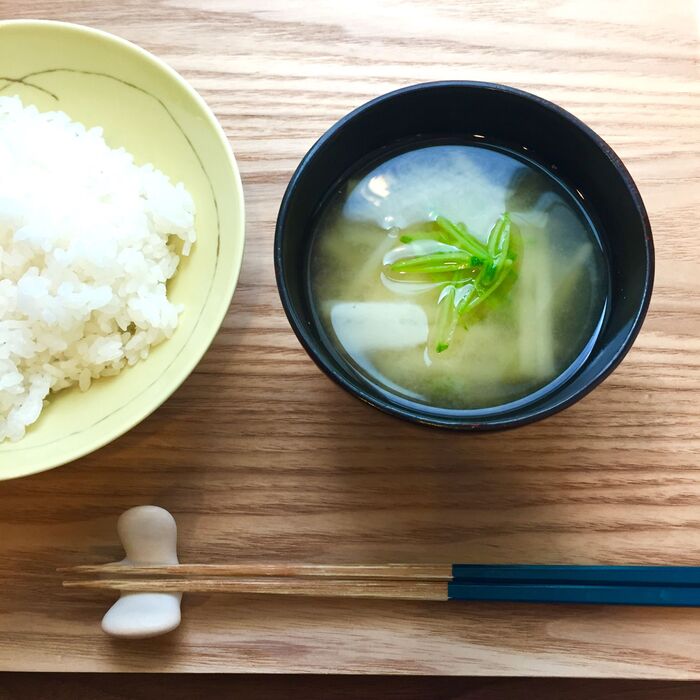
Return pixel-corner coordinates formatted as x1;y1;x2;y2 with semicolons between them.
274;80;654;431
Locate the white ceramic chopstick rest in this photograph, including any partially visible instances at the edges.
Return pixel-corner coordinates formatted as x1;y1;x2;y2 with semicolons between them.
101;505;182;638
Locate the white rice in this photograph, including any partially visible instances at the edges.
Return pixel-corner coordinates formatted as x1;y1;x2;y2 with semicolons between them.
0;96;196;442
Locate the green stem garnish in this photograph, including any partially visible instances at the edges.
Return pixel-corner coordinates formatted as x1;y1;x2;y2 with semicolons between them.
433;284;459;353
487;213;509;257
465;258;513;313
391;251;484;272
384;213;518;353
436;216;490;259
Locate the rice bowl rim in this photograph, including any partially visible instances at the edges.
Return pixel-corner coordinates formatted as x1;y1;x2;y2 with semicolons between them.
0;20;245;479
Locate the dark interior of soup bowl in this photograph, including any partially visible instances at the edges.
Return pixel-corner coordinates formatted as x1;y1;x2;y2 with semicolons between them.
275;81;654;430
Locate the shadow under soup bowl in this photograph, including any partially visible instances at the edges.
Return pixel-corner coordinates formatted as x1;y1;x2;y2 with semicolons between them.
275;81;653;430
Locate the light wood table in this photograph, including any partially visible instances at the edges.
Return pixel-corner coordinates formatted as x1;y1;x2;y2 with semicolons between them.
1;0;699;677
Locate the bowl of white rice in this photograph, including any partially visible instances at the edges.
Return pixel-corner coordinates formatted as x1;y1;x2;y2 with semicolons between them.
0;21;245;480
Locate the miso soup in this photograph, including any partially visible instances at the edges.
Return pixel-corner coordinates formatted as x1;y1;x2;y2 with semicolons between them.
309;144;608;412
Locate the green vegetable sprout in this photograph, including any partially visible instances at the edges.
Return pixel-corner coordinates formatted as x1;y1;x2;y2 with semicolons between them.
386;213;518;353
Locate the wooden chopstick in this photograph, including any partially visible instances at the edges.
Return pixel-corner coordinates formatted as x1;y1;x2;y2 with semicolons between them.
59;563;453;581
60;563;453;600
62;577;449;600
452;564;700;586
448;582;700;606
61;563;700;607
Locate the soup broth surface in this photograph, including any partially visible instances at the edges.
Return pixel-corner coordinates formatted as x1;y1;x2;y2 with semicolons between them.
310;144;608;412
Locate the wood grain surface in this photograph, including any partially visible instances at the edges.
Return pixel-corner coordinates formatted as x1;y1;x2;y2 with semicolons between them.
1;0;699;677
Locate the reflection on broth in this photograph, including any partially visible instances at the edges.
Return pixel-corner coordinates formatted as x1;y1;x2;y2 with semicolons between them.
310;144;608;411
